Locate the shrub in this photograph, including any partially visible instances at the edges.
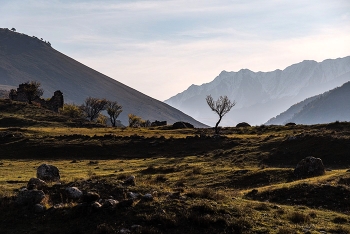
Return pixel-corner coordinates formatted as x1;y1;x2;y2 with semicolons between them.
288;211;310;224
60;104;85;118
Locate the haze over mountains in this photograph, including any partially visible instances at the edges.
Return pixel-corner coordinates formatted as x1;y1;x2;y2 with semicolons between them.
0;28;206;127
266;81;350;125
165;56;350;126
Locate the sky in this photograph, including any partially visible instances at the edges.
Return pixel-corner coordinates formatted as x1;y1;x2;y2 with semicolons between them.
1;0;350;101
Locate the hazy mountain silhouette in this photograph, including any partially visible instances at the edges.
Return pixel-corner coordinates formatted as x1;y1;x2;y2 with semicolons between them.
266;81;350;125
165;56;350;126
0;28;206;127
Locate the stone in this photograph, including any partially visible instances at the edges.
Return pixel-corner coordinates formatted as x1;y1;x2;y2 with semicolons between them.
294;156;325;178
65;187;83;200
236;122;251;128
27;178;47;190
172;121;194;129
285;122;296;126
127;192;140;200
91;201;102;209
16;189;45;206
82;191;100;203
124;175;136;186
37;164;60;182
102;199;119;208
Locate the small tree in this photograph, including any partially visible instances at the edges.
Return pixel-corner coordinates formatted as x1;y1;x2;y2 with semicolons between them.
106;101;123;127
206;95;236;134
80;97;108;121
23;81;44;104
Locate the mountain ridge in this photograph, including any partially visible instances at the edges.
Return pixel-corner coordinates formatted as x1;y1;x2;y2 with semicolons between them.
165;56;350;126
0;28;207;127
266;81;350;125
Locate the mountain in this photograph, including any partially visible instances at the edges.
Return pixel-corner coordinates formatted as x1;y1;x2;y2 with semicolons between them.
165;56;350;126
0;28;206;127
266;81;350;125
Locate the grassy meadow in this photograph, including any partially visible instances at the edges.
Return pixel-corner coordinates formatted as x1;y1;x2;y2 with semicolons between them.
0;99;350;233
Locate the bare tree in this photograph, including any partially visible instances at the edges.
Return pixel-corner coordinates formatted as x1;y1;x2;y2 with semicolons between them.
23;81;44;104
107;101;123;127
206;95;236;134
80;97;108;121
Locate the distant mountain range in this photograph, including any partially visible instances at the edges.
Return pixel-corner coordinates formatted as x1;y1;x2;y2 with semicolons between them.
266;81;350;125
0;28;206;127
165;56;350;126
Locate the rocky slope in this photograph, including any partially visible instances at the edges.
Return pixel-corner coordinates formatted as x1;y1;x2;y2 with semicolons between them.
0;28;206;127
165;56;350;126
266;81;350;125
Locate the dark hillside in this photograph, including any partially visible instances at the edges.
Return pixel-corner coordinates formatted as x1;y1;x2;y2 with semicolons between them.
0;28;206;127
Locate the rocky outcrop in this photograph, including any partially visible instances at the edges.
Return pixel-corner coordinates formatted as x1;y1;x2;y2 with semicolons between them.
9;83;63;112
294;156;325;178
172;121;194;129
37;164;60;182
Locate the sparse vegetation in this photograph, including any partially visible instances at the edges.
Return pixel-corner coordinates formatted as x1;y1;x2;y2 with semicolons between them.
1;99;350;233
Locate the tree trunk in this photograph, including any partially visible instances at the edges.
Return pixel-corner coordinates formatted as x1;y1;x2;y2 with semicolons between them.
215;116;223;134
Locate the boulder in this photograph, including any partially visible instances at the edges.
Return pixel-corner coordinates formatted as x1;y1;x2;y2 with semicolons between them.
27;178;47;190
142;193;153;201
16;189;45;206
285;122;296;126
172;121;194;129
294;156;325;178
124;175;136;186
82;191;100;203
102;199;119;208
236;122;251;128
91;201;102;209
37;164;60;182
65;187;83;200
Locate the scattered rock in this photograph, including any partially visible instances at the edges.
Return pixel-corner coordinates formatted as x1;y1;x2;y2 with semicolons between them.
82;191;100;203
172;121;194;129
65;187;83;200
102;199;119;208
16;189;45;206
236;122;251;128
36;164;60;182
124;175;136;186
27;178;47;190
127;192;140;200
91;201;102;209
294;156;325;178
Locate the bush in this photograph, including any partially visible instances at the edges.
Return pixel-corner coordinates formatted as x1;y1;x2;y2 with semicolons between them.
60;104;85;118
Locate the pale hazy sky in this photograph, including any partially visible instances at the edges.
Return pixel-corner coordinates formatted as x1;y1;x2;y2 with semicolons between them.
1;0;350;101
